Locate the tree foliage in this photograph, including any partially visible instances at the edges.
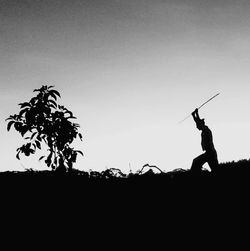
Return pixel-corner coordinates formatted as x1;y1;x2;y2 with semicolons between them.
6;85;83;172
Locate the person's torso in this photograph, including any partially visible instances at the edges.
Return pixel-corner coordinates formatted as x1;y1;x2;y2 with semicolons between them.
201;126;215;151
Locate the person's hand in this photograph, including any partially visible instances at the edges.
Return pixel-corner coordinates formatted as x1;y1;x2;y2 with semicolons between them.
191;108;198;116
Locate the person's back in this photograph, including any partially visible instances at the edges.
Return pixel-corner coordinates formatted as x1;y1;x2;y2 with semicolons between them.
201;125;215;152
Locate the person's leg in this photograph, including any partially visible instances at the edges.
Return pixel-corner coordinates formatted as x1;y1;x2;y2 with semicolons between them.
191;153;208;172
207;150;219;173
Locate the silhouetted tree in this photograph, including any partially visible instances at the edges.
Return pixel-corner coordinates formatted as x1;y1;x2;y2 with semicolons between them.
6;85;83;172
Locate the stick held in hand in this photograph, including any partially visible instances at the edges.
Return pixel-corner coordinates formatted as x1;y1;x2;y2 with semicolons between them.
178;93;220;124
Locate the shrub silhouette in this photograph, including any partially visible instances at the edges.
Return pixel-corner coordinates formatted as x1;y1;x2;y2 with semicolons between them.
6;85;83;172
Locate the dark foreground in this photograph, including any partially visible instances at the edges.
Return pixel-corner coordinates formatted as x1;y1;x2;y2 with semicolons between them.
1;160;250;247
1;159;250;204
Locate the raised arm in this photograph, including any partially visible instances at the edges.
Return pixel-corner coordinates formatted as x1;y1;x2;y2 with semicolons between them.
191;108;200;123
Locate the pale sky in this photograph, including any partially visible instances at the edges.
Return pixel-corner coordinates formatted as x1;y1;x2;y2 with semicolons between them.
1;0;250;173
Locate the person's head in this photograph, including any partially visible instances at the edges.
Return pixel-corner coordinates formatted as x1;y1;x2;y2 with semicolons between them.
196;119;205;130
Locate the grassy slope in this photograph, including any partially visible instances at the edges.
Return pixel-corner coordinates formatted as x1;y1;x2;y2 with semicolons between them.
1;158;250;199
1;159;249;244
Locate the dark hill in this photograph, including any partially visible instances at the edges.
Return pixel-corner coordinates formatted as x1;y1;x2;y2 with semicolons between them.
1;160;249;245
1;159;250;203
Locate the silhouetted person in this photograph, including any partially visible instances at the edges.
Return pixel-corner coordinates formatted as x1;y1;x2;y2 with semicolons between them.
191;108;218;173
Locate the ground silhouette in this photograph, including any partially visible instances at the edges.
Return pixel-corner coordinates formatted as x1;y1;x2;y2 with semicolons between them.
1;159;250;200
1;159;249;246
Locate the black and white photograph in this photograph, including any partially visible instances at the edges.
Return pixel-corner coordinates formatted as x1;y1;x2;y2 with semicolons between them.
1;0;250;243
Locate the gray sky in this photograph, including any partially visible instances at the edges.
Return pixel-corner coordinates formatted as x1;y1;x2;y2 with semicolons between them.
1;0;250;172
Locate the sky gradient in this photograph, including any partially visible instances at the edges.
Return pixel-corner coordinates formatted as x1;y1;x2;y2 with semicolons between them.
1;0;250;173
